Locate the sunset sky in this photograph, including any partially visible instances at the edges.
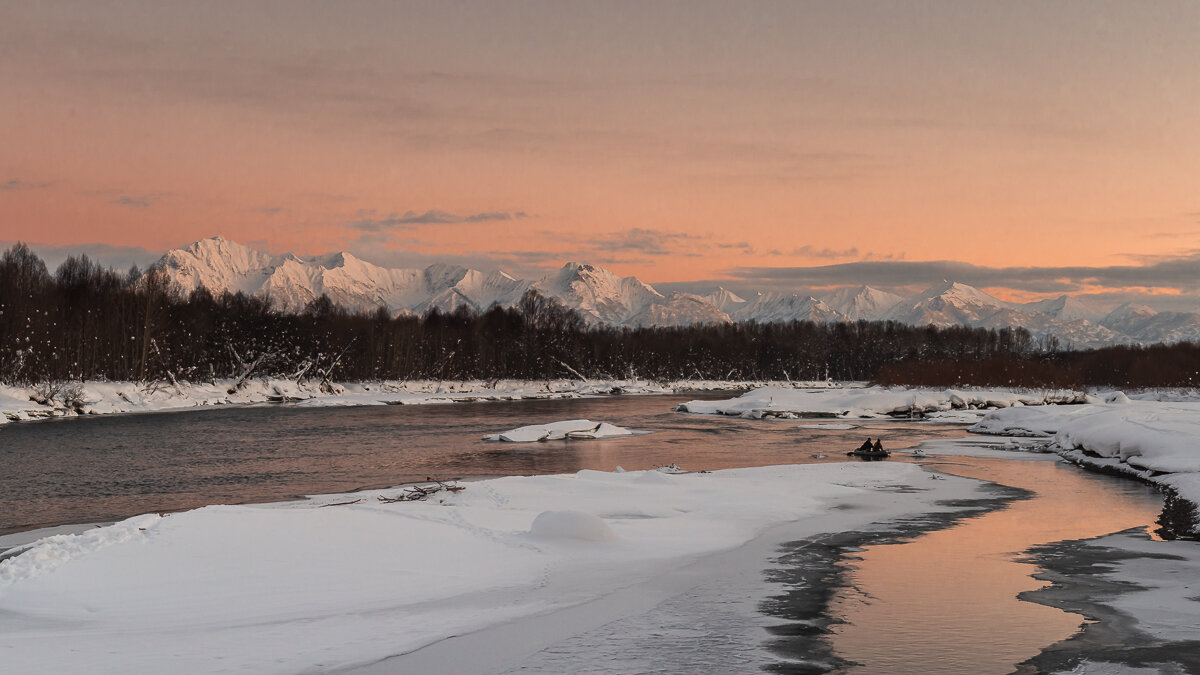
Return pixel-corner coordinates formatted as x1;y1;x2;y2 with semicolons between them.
2;1;1199;304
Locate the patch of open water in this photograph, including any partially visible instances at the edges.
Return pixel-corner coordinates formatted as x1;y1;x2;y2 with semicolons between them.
818;455;1162;674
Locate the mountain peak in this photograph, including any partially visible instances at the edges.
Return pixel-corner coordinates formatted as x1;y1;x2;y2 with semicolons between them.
822;285;903;321
534;261;664;324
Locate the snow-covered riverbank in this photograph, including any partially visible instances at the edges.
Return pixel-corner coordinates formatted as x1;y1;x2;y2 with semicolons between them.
971;400;1200;536
0;378;851;424
676;385;1087;422
0;462;981;673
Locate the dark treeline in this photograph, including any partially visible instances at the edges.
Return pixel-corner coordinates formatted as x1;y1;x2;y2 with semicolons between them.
876;342;1200;389
1;243;1196;389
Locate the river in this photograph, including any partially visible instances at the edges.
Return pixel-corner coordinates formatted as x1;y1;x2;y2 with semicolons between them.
0;393;1168;673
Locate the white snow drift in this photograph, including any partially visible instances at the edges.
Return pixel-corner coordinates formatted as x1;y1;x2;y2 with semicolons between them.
0;463;978;673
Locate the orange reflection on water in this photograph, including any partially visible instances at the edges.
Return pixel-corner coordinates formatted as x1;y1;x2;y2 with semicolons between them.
829;455;1162;674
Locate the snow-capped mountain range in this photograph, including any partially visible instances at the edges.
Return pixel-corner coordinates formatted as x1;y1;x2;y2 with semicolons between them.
150;237;1199;347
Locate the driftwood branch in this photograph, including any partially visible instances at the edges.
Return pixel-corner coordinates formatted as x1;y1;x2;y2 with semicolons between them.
318;338;356;393
291;359;314;384
554;358;587;382
377;479;465;503
227;351;267;394
149;339;184;396
319;498;363;508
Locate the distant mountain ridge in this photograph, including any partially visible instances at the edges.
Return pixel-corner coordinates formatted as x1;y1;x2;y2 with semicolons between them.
150;237;1194;347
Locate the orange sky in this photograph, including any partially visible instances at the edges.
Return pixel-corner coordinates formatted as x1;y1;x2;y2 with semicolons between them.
2;1;1199;298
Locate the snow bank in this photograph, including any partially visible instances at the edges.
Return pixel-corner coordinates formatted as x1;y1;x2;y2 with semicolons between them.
483;419;635;442
0;378;862;425
0;462;973;673
0;378;678;423
971;399;1200;531
677;386;1084;421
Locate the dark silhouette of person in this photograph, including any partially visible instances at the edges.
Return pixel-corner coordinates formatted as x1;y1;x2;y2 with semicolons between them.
857;438;873;452
872;438;884;452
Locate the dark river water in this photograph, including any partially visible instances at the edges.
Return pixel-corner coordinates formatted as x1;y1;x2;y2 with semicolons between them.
0;393;968;534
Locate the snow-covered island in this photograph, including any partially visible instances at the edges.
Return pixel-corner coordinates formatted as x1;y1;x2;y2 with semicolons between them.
0;462;982;673
482;419;636;442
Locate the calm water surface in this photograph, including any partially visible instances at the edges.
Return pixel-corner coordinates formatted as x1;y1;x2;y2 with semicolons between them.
828;455;1162;674
0;394;962;533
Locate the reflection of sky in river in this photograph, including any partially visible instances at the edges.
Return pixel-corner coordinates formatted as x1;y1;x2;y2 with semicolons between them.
827;454;1161;674
0;394;967;533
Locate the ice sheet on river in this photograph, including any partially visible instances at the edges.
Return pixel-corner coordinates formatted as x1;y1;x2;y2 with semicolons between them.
482;419;635;442
0;462;979;673
677;386;1084;420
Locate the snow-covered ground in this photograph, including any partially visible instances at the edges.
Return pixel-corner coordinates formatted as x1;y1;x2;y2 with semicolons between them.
677;385;1086;421
0;462;982;673
970;399;1200;534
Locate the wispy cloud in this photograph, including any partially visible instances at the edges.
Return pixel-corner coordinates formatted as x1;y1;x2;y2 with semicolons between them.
110;195;155;208
725;253;1200;294
585;228;703;256
349;209;528;231
0;179;51;191
767;245;860;259
716;241;756;254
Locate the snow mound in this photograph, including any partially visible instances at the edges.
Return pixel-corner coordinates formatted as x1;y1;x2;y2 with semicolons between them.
798;423;857;430
529;510;618;541
634;470;674;485
483;419;635;442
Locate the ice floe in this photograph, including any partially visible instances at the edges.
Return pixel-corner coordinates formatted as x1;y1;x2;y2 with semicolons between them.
482;419;635;442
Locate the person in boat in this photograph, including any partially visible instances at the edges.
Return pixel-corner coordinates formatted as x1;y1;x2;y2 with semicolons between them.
872;439;884;452
856;438;874;453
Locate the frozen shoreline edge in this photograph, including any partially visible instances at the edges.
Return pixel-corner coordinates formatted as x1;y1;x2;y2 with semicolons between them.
0;378;847;426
